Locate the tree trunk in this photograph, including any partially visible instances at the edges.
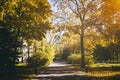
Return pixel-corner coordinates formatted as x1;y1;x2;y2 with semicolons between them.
21;57;24;63
28;45;30;59
35;67;37;75
21;38;24;63
80;30;85;68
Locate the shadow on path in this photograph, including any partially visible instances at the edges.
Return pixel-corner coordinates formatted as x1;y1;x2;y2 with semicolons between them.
33;61;87;80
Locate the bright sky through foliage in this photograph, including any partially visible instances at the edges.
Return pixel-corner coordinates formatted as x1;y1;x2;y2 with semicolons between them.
48;0;57;12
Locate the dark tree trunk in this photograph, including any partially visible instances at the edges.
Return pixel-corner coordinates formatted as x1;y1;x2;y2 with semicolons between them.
35;67;38;75
117;53;119;63
21;57;24;63
80;30;85;69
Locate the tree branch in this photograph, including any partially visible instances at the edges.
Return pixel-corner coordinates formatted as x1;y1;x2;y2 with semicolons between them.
75;0;82;21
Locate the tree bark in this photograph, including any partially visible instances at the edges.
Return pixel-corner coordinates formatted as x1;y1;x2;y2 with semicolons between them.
80;30;85;68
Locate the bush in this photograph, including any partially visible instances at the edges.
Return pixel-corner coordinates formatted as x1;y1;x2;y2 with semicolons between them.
67;53;94;65
27;42;55;67
27;53;48;67
85;55;94;66
68;53;81;64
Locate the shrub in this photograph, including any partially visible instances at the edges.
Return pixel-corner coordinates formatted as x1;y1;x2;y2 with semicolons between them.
67;53;94;65
27;53;48;67
68;53;81;64
27;42;55;67
85;55;94;66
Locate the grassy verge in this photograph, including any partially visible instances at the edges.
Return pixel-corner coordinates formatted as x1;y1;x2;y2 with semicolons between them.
86;63;120;79
91;63;120;67
15;63;27;66
87;71;120;77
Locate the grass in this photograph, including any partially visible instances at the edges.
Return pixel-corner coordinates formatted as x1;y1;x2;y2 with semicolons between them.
86;63;120;79
16;63;27;66
91;63;120;67
87;71;120;77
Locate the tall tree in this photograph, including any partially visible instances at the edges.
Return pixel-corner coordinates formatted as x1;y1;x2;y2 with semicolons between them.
52;0;101;68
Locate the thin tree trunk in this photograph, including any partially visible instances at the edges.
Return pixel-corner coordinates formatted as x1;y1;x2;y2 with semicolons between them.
28;45;30;59
21;38;24;63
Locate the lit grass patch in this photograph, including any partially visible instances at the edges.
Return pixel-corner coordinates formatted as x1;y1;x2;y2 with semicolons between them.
16;63;27;66
91;63;120;67
87;71;120;77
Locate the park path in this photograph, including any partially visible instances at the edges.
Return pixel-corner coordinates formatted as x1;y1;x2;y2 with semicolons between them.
33;61;87;80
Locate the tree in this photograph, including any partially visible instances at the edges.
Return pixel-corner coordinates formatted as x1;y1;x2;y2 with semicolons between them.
52;0;101;68
45;26;65;46
97;0;120;62
100;0;120;21
0;26;22;71
1;0;52;40
0;0;52;63
98;0;120;43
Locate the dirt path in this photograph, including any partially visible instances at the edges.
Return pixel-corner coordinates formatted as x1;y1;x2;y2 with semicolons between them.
33;61;87;80
49;61;70;67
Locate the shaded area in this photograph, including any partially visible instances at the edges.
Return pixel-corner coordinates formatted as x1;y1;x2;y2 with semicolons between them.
0;61;120;80
34;64;87;80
